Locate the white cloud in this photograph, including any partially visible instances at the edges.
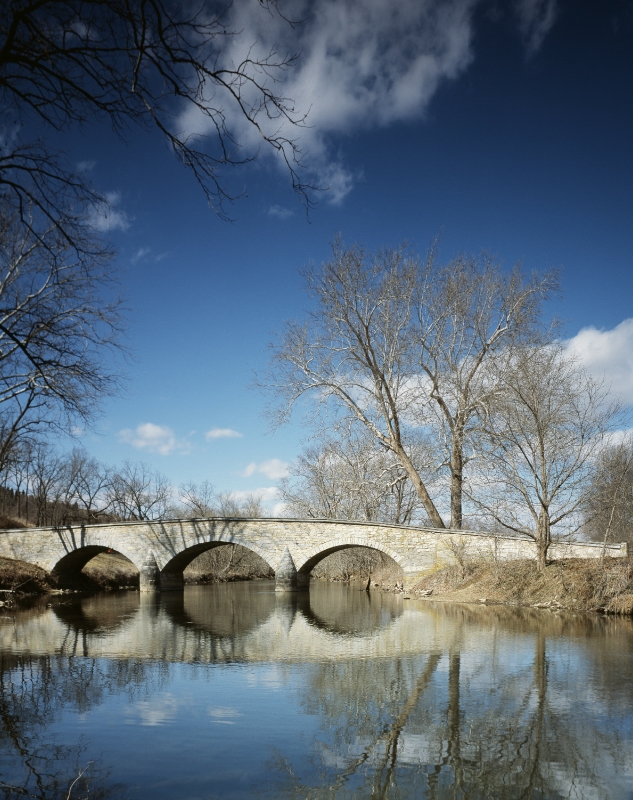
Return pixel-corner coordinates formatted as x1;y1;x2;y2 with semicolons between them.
175;0;558;202
232;486;280;503
119;422;183;455
131;246;151;264
566;319;633;404
268;204;294;219
513;0;558;57
76;160;95;173
603;428;633;448
88;191;131;232
206;427;243;440
241;459;290;480
177;0;481;204
271;501;287;517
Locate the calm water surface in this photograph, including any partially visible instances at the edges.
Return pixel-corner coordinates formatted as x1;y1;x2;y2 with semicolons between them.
1;581;633;799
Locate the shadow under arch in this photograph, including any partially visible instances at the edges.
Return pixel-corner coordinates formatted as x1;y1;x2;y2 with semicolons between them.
297;541;405;580
159;540;275;588
304;582;404;637
51;545;140;587
160;582;278;640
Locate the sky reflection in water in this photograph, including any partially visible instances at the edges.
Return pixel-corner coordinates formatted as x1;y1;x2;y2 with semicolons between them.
1;582;633;799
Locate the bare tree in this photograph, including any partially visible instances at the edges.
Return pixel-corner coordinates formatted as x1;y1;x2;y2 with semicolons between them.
0;210;123;469
280;425;428;524
0;0;312;246
65;448;113;522
215;491;266;518
413;250;557;529
176;482;266;518
29;441;69;526
179;480;217;518
264;241;556;529
584;435;633;551
471;345;621;570
108;461;171;521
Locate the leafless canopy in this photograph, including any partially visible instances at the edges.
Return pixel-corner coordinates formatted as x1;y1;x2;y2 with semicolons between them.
0;208;123;468
177;480;266;518
264;240;557;529
470;345;621;569
0;0;312;238
280;426;428;525
107;460;171;521
584;433;633;550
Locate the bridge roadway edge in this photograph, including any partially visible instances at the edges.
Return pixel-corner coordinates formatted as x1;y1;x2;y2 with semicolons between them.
0;517;627;592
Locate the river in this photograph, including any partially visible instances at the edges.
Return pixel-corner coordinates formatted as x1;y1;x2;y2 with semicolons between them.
1;581;633;799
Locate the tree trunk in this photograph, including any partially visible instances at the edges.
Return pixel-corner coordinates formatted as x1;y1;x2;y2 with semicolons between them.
393;442;445;528
450;427;464;529
536;511;550;571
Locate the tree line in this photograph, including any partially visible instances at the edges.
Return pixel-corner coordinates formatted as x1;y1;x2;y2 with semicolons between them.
0;445;264;528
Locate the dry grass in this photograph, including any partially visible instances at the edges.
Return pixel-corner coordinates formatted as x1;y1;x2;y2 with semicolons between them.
411;557;633;614
82;552;139;589
0;556;55;593
0;514;27;529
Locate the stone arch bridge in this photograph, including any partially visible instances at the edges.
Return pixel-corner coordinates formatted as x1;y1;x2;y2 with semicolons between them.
0;517;624;592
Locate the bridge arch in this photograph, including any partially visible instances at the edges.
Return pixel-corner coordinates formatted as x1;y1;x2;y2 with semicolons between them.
158;539;276;589
296;536;406;577
51;545;141;587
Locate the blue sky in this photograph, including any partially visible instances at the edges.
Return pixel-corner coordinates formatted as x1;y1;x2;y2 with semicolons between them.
55;0;633;508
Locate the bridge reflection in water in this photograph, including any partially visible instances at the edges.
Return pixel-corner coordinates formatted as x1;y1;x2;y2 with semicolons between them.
2;582;425;662
2;583;633;800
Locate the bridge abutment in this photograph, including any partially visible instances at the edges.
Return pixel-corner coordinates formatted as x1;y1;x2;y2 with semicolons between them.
160;571;185;591
275;548;308;592
139;555;161;592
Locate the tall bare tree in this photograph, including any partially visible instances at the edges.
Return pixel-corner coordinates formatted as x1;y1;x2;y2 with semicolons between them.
264;241;556;529
108;461;171;521
471;345;620;570
179;480;217;518
176;481;266;518
65;448;114;522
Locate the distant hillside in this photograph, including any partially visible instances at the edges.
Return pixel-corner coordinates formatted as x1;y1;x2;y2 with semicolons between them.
0;485;115;529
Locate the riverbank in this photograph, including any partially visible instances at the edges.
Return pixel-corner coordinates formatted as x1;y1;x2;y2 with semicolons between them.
2;553;633;615
0;553;137;594
408;557;633;614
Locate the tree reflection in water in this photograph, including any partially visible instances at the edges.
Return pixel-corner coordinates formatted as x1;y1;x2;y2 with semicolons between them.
263;606;633;799
0;652;143;799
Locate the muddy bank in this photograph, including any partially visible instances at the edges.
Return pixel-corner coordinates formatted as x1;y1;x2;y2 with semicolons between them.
408;557;633;614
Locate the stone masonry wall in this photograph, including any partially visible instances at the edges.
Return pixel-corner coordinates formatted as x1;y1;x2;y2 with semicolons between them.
0;518;627;591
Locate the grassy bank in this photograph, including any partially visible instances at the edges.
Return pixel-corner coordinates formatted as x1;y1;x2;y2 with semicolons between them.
409;557;633;614
0;556;55;594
